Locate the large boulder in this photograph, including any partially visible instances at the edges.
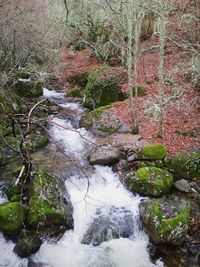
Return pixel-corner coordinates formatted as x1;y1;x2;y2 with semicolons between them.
139;197;190;245
88;145;121;165
82;207;134;246
0;202;26;236
14;80;43;98
138;144;167;160
125;166;173;197
83;66;127;109
27;170;74;230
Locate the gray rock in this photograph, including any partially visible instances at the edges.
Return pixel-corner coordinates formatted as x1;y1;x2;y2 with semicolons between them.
174;179;190;193
127;154;136;162
88;145;120;165
82;207;134;246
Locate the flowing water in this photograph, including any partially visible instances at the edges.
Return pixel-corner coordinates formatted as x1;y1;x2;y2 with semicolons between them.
0;89;164;267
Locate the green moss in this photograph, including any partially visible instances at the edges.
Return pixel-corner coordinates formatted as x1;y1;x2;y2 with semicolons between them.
80;105;111;129
28;170;73;229
139;144;167;160
0;202;26;235
140;198;190;245
83;72;127;109
14;80;43;98
67;87;81;97
11;195;21;202
165;152;200;180
3;184;21;200
127;166;173;196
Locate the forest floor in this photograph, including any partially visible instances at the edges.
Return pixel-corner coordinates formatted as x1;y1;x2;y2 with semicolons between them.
57;24;199;156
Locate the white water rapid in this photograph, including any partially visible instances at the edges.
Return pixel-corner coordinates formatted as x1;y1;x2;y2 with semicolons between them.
0;89;164;267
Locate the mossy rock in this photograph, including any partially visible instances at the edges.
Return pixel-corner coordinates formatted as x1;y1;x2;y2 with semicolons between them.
139;197;190;245
80;105;111;130
0;153;4;165
14;230;42;258
0;202;26;235
27;170;74;229
138;144;167;160
1;131;48;153
67;87;81;97
83;67;127;109
165;152;200;180
3;184;21;200
126;166;173;196
14;80;43;98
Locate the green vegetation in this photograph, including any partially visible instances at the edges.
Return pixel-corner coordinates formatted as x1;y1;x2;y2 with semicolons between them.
165;152;200;179
67;87;81;97
28;170;73;229
14;80;43;98
138;144;167;160
83;69;127;109
0;202;26;235
126;166;173;196
140;198;190;245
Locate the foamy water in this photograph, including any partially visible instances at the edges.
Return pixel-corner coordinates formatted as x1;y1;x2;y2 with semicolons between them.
0;88;164;267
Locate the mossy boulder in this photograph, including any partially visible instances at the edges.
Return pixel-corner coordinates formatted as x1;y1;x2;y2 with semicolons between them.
14;80;43;98
126;166;173;196
27;170;74;229
66;87;81;97
14;230;42;258
139;197;190;245
3;184;21;200
165;152;200;180
0;202;26;235
80;105;131;133
138;144;167;160
83;66;127;109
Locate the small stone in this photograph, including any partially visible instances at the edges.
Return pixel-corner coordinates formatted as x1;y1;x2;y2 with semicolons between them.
174;179;190;193
127;154;136;162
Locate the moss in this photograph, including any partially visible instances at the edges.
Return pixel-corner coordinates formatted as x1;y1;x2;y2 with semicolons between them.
3;184;21;200
80;105;111;129
14;80;43;98
2;132;48;152
139;144;167;160
83;71;127;109
11;195;21;202
67;87;81;97
0;202;26;235
165;152;200;180
28;170;73;229
126;166;173;196
140;198;190;245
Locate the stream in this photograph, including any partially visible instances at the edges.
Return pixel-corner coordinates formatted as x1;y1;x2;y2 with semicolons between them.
0;89;164;267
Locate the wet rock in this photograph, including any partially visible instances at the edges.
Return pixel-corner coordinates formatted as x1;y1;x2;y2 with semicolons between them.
174;179;190;193
116;160;130;172
0;202;26;236
125;166;174;197
138;144;167;160
14;230;42;258
28;169;74;230
82;207;134;246
88;145;120;165
139;197;190;245
127;154;137;162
